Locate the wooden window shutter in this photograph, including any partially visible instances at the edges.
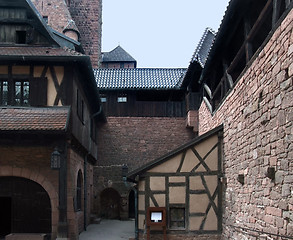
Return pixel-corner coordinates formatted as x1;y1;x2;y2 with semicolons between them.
29;77;48;106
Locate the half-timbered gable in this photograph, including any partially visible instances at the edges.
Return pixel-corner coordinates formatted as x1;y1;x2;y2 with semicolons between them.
127;125;223;240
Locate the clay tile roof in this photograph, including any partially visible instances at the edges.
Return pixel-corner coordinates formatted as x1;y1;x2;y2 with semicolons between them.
0;46;84;57
94;68;187;90
0;107;70;131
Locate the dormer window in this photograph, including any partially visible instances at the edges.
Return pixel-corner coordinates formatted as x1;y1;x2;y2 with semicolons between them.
16;31;26;44
43;16;48;24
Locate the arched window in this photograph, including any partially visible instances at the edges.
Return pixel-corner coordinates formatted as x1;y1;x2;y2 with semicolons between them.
76;170;83;211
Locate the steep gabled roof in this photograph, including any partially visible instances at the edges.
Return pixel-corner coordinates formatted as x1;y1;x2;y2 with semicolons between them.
101;45;136;63
180;28;216;90
0;106;70;132
94;68;187;90
191;28;216;68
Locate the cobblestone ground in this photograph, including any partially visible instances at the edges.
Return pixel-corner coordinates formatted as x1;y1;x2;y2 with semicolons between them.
79;219;135;240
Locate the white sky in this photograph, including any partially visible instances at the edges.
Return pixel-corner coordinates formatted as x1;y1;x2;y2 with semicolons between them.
102;0;230;68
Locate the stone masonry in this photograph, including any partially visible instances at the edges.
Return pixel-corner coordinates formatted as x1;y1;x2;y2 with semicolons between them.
97;117;195;171
198;8;293;239
69;0;102;68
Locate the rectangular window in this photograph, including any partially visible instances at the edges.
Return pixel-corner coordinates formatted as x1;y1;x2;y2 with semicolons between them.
117;94;127;103
16;31;27;44
170;207;185;229
0;81;8;105
76;89;84;123
14;81;29;106
0;77;47;107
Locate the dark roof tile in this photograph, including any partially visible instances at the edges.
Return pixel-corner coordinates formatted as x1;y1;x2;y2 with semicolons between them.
191;28;216;68
101;45;136;62
94;68;187;89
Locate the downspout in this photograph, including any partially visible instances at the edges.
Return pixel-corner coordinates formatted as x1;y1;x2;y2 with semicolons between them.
123;176;138;240
84;154;88;231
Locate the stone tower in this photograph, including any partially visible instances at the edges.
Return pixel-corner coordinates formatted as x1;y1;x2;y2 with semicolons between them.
31;0;102;68
68;0;102;68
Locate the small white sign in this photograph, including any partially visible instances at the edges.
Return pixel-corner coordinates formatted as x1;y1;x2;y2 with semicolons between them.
151;212;162;222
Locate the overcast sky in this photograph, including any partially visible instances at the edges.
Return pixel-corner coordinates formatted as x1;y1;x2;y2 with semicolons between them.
102;1;230;68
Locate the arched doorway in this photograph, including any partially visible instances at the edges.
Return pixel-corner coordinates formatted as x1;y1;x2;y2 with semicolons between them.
100;188;121;219
128;189;135;219
0;177;51;238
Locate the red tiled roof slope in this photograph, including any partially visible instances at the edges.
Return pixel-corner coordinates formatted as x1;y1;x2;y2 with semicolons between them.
0;46;84;57
0;107;70;131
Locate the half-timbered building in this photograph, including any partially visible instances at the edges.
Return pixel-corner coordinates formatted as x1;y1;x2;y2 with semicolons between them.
0;0;105;239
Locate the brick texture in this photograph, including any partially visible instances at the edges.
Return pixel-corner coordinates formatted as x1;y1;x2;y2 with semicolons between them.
31;0;102;68
97;117;195;172
0;145;89;240
198;9;293;239
94;117;195;219
138;233;221;240
69;0;102;68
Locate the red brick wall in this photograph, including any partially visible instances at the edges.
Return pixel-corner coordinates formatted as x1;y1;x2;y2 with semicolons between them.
69;0;102;68
0;145;59;239
97;117;195;171
0;145;93;240
31;0;74;36
31;0;102;68
198;9;293;239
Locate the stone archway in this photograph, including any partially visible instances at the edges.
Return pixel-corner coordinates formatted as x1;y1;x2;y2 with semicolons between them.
0;177;51;237
100;188;121;219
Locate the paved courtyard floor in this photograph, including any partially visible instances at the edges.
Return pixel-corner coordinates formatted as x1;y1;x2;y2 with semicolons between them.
79;219;135;240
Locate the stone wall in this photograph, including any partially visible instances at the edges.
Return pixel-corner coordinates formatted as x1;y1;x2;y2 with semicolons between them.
97;117;195;172
138;233;221;240
198;9;293;239
31;0;73;34
69;0;102;68
94;117;195;219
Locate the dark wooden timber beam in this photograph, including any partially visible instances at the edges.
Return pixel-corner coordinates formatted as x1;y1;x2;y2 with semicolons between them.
272;0;282;25
228;0;273;73
244;15;253;62
203;83;212;99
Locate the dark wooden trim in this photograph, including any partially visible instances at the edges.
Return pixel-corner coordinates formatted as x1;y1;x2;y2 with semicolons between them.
185;175;189;230
189;190;207;194
149;191;159;207
272;0;282;25
201;175;218;214
244;15;253;62
151;191;166;195
190;148;211;173
228;0;273;74
41;65;48;78
168;182;186;187
145;171;220;177
176;151;186;173
189;212;206;217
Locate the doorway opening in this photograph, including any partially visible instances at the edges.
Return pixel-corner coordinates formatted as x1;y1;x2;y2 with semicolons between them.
100;188;121;219
128;190;135;219
0;177;51;235
0;197;12;238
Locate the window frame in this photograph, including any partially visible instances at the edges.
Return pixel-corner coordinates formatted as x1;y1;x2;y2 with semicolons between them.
75;170;83;212
169;205;186;230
